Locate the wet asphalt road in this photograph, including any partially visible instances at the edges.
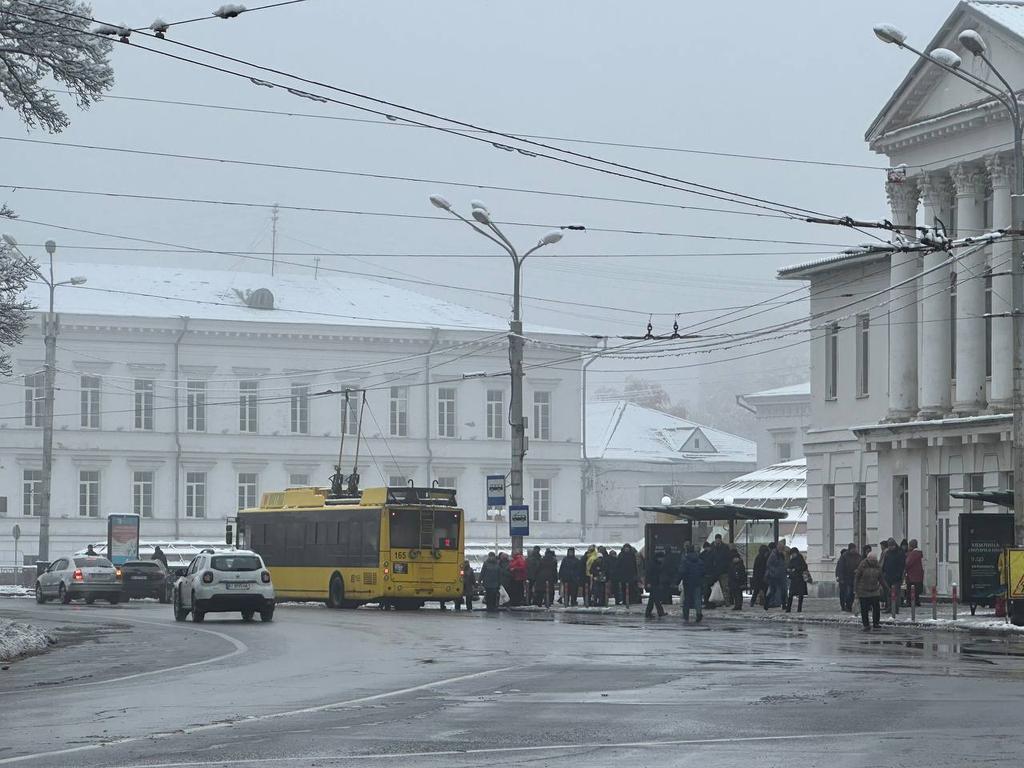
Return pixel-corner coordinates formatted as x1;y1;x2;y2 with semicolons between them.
1;600;1023;768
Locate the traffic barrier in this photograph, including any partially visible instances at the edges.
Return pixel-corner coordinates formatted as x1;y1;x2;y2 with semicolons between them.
910;585;917;622
952;584;958;620
932;585;938;620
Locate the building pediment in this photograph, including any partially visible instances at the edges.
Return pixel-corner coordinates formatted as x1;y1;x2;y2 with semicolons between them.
867;1;1024;152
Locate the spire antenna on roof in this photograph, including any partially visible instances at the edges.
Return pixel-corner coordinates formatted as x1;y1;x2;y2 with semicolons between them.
270;203;280;277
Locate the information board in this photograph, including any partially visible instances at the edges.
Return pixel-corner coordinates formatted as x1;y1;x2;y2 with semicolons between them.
106;514;141;566
486;475;506;508
509;505;529;537
959;513;1015;605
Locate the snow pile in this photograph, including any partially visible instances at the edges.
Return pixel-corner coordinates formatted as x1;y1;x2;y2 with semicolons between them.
0;585;33;599
0;618;53;661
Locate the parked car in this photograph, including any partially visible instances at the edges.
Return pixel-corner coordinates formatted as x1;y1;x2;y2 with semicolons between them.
35;555;122;605
121;560;170;602
173;549;275;623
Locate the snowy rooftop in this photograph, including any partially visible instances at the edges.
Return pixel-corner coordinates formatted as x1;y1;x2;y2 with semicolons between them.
742;382;810;400
22;262;583;337
691;458;807;523
586;401;756;465
969;1;1024;36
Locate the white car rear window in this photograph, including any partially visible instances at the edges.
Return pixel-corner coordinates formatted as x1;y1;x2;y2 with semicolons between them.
210;555;261;572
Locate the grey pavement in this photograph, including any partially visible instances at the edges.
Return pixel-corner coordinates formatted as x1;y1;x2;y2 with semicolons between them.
2;598;1024;767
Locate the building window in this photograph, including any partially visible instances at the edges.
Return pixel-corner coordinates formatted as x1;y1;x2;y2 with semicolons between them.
486;390;504;439
80;375;101;429
935;475;951;563
78;471;100;518
776;441;792;462
533;391;551;440
389;386;408;437
532;478;551;522
134;379;154;431
855;314;869;397
22;469;42;516
389;474;408;487
437;387;456;438
186;380;206;432
185;472;206;518
238;473;258;511
964;472;985;512
341;395;359;436
133;471;154;518
984;267;993;379
290;384;309;434
950;273;957;380
239;381;258;433
893;474;909;541
24;372;44;427
822;484;835;557
289;473;309;487
853;482;867;550
436;476;457;491
825;322;839;400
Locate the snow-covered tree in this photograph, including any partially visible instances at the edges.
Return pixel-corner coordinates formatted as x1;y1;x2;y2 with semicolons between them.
0;0;113;132
0;230;37;378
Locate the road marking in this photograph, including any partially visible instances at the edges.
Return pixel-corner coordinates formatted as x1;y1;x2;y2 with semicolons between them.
85;728;977;768
0;615;248;696
0;666;513;765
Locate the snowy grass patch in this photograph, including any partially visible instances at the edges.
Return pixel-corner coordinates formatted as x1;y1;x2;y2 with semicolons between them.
0;617;54;661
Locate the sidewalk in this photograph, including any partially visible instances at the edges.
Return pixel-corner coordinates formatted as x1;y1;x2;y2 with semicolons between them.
510;596;1024;635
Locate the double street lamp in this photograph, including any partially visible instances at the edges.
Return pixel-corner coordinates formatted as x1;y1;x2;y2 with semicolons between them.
3;235;86;563
428;195;567;555
874;24;1024;558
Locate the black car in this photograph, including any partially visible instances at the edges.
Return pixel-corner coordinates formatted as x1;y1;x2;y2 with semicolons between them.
121;560;170;602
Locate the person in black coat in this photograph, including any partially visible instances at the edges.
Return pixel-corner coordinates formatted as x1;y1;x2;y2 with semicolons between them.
785;548;810;613
526;546;542;602
480;552;501;612
559;548;581;606
536;549;558;606
617;543;640;605
881;538;906;613
750;544;769;607
644;549;666;618
457;559;476;611
660;545;682;606
728;549;748;610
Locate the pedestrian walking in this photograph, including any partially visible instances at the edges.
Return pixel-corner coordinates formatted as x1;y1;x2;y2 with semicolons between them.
905;539;924;607
836;543;861;612
854;552;885;630
678;542;705;622
559;547;581;606
750;544;769;607
151;545;168;568
480;552;501;612
785;547;810;613
644;549;667;618
765;542;787;610
457;559;476;611
881;538;905;613
509;551;527;606
728;549;747;610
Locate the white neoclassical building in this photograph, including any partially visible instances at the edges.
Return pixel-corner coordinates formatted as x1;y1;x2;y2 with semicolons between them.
736;382;811;468
0;263;592;563
780;0;1023;592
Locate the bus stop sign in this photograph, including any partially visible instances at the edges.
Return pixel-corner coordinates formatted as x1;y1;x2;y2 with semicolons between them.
486;475;506;508
509;505;529;537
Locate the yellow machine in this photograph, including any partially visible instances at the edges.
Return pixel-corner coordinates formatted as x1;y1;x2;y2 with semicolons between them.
238;485;464;609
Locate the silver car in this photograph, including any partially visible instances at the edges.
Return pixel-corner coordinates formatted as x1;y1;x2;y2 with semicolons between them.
35;555;122;605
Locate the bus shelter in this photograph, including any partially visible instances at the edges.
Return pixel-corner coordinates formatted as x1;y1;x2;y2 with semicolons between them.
639;500;789;566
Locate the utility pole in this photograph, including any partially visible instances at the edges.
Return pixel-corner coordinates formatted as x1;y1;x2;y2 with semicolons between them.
270;203;279;277
40;240;57;564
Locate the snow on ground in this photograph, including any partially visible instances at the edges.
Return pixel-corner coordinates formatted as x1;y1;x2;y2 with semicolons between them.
0;618;54;662
0;585;32;599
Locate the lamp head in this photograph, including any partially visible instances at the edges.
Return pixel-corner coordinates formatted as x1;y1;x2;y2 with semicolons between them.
428;194;452;211
661;495;672;506
69;276;87;286
469;199;490;213
471;208;492;225
873;23;907;46
44;240;56;255
2;233;18;247
538;230;563;246
958;29;987;56
930;47;963;69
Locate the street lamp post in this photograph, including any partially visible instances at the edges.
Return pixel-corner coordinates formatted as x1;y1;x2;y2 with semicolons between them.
2;235;85;563
429;195;567;555
875;24;1024;575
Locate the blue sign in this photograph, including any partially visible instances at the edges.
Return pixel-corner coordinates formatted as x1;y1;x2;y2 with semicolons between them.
486;475;506;508
509;505;530;537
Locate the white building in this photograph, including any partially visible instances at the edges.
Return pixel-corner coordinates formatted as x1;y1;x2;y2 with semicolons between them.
0;263;591;562
781;0;1023;592
583;400;757;542
737;382;811;467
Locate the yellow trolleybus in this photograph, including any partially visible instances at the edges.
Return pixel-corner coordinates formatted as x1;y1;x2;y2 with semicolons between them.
238;485;464;609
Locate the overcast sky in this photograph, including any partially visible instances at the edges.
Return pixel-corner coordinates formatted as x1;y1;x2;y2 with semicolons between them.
1;0;956;404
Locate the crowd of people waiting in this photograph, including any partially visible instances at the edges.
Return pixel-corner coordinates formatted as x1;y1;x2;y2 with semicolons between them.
834;537;925;630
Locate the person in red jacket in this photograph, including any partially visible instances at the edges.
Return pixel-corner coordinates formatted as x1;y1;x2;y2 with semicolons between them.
508;552;528;606
904;539;924;607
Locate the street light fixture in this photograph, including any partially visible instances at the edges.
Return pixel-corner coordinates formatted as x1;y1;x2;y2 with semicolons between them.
429;195;576;554
876;25;1024;612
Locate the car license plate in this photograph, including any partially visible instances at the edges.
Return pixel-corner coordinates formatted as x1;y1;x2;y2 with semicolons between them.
225;583;251;590
131;575;146;580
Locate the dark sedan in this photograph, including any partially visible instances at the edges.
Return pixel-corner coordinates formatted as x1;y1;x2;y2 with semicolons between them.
121;560;170;602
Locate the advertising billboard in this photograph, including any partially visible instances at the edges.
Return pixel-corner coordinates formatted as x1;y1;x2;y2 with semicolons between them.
107;514;141;566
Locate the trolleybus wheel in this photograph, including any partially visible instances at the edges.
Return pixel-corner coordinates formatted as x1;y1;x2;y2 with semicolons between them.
327;574;344;608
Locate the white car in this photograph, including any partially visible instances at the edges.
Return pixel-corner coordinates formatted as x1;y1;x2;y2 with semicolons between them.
173;549;275;623
35;554;122;605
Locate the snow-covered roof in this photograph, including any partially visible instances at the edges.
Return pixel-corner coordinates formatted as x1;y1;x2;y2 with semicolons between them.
742;382;810;400
22;262;583;337
967;1;1024;39
586;401;756;465
777;248;888;280
691;458;807;524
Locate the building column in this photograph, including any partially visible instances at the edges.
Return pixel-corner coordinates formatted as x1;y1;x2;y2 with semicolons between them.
886;179;920;420
986;153;1013;411
951;162;989;415
918;171;954;418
